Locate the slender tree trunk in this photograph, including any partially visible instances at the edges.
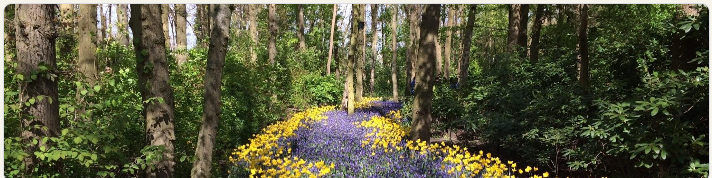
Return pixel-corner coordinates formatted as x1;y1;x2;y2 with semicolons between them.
191;4;233;178
117;4;130;46
391;4;399;101
370;4;378;94
175;4;188;65
345;4;363;115
97;5;104;44
16;4;60;173
355;4;365;102
577;4;589;94
268;4;277;64
530;4;545;64
444;5;454;78
327;4;338;75
78;4;98;85
248;4;259;63
108;4;113;39
518;4;529;50
507;4;522;51
297;4;306;50
406;4;420;96
162;4;170;48
435;30;442;78
458;5;476;86
58;4;75;60
129;5;176;178
411;4;440;143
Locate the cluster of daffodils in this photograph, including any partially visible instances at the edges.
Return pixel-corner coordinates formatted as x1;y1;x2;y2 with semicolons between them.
354;97;381;109
357;115;410;153
230;105;336;178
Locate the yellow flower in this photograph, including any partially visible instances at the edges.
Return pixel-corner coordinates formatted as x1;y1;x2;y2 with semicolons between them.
508;161;514;165
519;169;523;174
525;166;532;172
543;172;550;177
534;167;539;171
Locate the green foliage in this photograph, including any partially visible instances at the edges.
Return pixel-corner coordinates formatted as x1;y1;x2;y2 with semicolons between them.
290;73;344;108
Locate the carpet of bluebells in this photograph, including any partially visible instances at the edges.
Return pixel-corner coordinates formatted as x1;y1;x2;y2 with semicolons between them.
229;97;551;178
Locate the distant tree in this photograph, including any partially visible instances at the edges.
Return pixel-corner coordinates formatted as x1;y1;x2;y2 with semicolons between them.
268;4;277;64
297;4;306;50
162;4;170;48
129;4;177;177
444;5;454;77
458;4;476;86
507;4;523;51
99;5;106;43
577;4;590;95
116;4;130;46
78;4;98;85
391;4;399;101
355;4;365;102
191;4;234;178
411;4;440;143
370;4;378;94
15;4;60;173
530;4;545;64
406;4;420;96
175;4;188;65
248;4;259;63
327;4;338;75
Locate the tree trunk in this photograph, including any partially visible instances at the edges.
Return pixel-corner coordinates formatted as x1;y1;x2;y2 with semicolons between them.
117;4;130;46
16;4;60;173
577;4;589;94
530;4;545;64
370;4;378;95
355;4;365;102
518;4;529;51
507;4;522;51
406;4;420;96
97;5;104;44
248;4;259;63
458;5;476;87
444;5;454;78
58;4;75;60
78;4;98;85
297;4;306;50
344;4;363;115
268;4;277;64
162;4;170;48
129;5;176;178
5;4;17;63
327;4;338;75
391;4;399;101
412;4;440;143
435;30;442;78
175;4;188;65
190;4;233;178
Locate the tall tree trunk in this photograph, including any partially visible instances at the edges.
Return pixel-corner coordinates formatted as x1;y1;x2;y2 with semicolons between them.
297;4;306;50
406;4;420;96
117;4;130;46
5;4;17;63
530;4;545;64
58;4;75;60
175;4;188;65
344;4;363;115
16;4;60;173
97;5;104;44
577;4;589;94
268;4;277;64
248;4;259;63
162;4;170;48
355;4;365;102
370;4;378;95
129;5;176;178
411;4;440;143
191;4;233;178
444;5;454;78
327;4;338;75
458;5;476;86
507;4;522;51
108;4;113;39
518;4;529;51
391;4;399;101
78;4;98;85
435;30;442;78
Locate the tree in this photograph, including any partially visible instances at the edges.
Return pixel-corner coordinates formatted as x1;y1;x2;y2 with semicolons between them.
327;4;338;75
297;4;306;50
344;4;364;115
355;4;365;102
15;4;60;172
268;4;277;64
411;4;440;143
458;5;476;86
391;4;399;101
406;4;420;96
529;4;545;64
129;4;177;178
191;4;234;178
162;4;170;48
507;4;524;51
58;4;74;59
370;4;378;94
577;4;590;95
99;5;106;43
248;4;259;63
78;4;98;85
175;4;188;65
444;5;454;78
518;5;529;49
116;4;130;46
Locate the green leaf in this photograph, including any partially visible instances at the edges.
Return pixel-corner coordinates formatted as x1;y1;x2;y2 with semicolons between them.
61;129;69;136
94;85;101;92
29;98;35;105
36;95;44;102
651;107;659;116
645;146;652;154
80;90;88;95
109;79;116;86
90;154;97;161
661;150;667;160
73;137;83;144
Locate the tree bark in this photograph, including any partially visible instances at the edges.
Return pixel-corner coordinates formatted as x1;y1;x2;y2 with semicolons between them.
129;5;177;178
162;4;170;48
344;4;363;115
444;5;454;78
175;4;188;65
268;4;277;64
248;4;259;63
412;4;440;143
327;4;338;75
518;4;529;50
530;4;545;64
297;4;306;50
190;4;233;178
406;4;420;96
117;4;130;46
5;4;17;63
97;5;104;44
458;5;476;87
507;4;522;51
58;4;75;60
435;29;442;78
78;4;98;85
16;4;60;173
355;4;365;102
391;4;399;101
370;4;378;95
577;4;590;94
